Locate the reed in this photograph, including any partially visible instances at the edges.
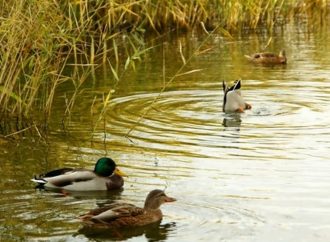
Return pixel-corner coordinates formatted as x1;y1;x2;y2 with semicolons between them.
0;0;328;136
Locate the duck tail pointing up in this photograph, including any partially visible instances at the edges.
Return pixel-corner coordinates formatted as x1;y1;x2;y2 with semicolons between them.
222;80;227;93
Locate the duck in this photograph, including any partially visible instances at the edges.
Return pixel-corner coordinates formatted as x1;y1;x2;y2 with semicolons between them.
31;157;126;191
244;50;287;65
223;80;252;113
80;189;176;228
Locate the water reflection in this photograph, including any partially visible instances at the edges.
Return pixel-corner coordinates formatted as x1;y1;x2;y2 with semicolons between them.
34;188;124;200
77;221;176;241
1;23;330;241
222;115;242;128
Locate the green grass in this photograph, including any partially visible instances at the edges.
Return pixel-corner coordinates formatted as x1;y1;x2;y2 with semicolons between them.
0;0;328;136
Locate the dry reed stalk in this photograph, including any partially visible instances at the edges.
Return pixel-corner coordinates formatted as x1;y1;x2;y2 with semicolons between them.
0;0;328;136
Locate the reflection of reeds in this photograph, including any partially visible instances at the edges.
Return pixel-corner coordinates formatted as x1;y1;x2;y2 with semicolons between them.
0;0;328;135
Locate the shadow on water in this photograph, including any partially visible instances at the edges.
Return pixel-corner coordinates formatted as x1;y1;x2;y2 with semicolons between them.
33;187;124;200
222;114;242;128
77;221;176;241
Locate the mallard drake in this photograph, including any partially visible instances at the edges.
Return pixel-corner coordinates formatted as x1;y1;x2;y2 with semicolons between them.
223;80;252;113
31;157;126;191
80;189;176;228
245;50;287;65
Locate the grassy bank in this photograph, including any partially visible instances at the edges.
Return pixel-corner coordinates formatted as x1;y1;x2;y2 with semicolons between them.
0;0;328;136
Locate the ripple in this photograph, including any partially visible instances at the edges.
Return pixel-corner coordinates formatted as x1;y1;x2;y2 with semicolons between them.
84;84;330;241
94;87;330;162
3;24;330;242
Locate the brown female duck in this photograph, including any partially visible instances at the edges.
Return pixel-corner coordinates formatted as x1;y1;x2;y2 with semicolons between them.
245;50;287;65
80;189;176;228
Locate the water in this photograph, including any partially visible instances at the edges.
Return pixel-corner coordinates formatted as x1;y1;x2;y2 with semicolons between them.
1;23;330;241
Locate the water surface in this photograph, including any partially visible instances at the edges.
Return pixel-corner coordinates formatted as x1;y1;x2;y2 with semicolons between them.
1;24;330;241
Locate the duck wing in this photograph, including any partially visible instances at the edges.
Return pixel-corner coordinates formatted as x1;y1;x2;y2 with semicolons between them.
31;168;74;185
81;203;144;223
259;52;277;58
245;52;276;60
31;169;96;188
43;168;74;177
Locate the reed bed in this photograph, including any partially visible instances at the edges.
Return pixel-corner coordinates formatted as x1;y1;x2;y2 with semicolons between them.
0;0;328;136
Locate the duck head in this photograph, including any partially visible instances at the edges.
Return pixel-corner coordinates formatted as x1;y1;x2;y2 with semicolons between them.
223;80;251;113
94;157;126;177
144;189;176;210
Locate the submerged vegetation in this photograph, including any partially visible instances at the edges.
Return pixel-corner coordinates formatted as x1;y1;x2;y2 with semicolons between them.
0;0;328;136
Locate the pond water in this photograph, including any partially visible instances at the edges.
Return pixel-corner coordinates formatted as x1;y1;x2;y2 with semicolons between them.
1;23;330;241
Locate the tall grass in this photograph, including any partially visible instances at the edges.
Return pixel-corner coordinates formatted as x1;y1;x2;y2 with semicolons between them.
0;0;328;136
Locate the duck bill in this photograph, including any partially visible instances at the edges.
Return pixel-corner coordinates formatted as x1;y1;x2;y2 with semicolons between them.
114;168;127;177
164;196;176;203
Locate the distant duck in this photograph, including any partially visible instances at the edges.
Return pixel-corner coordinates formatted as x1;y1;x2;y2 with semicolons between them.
245;50;287;65
31;157;126;191
223;80;252;113
80;189;176;228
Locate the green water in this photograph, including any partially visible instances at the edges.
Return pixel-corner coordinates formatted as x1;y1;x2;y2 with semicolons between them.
1;23;330;241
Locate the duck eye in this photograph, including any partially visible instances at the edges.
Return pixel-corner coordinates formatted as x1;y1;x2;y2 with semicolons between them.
155;192;165;198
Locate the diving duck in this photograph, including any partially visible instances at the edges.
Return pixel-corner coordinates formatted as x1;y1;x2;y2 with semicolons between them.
31;157;126;191
223;80;252;113
244;50;287;65
80;189;176;228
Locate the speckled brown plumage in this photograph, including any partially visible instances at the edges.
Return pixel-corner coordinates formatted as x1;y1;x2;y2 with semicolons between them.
245;50;287;65
80;189;176;228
